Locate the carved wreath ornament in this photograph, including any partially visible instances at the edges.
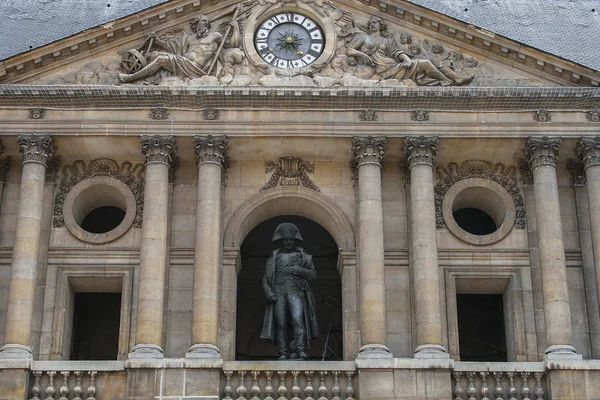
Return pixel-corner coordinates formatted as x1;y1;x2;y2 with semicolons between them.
434;160;526;230
53;159;145;228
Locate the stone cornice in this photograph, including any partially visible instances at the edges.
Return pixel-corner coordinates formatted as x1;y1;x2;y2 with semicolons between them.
0;86;598;112
193;135;228;169
576;137;600;170
404;136;439;167
350;136;387;169
141;135;177;166
17;134;54;166
525;136;562;169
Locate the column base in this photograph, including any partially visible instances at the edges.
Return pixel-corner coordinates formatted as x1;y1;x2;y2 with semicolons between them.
357;344;393;359
0;344;33;360
414;344;449;359
186;343;222;359
544;344;582;361
128;343;165;359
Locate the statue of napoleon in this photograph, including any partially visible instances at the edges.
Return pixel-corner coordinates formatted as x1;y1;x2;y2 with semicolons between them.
261;223;319;360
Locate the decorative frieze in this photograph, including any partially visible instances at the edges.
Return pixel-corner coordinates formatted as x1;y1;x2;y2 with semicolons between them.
149;108;169;120
533;110;551;122
193;135;228;169
45;156;62;183
30;108;45;119
567;158;587;187
434;160;526;230
411;110;429;121
17;134;54;166
53;158;145;228
525;136;562;169
262;156;319;192
0;157;11;182
586;109;600;122
203;108;220;121
350;136;387;175
403;136;438;167
359;109;378;122
576;137;600;169
141;135;177;165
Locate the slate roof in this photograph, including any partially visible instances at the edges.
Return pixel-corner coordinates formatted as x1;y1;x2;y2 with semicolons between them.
0;0;598;72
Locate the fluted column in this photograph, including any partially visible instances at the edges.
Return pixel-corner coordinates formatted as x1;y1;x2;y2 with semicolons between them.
187;135;228;359
129;135;176;359
0;134;53;359
351;136;392;358
525;136;580;360
576;137;600;320
404;136;448;359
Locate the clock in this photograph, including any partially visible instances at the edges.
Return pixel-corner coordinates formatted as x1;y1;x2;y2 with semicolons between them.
254;12;325;69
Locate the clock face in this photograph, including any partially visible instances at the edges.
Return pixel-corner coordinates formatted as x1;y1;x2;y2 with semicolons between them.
254;13;325;69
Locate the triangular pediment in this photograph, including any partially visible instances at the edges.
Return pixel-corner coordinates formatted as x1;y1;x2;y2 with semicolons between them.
1;0;597;88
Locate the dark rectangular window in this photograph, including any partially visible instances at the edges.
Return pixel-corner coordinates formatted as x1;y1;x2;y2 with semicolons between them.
70;292;121;360
457;294;507;361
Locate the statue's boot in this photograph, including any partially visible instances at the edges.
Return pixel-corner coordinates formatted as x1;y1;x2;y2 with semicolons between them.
295;334;309;360
277;338;289;360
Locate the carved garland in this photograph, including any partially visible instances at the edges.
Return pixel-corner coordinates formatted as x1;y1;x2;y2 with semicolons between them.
434;160;526;230
261;156;319;192
53;159;146;228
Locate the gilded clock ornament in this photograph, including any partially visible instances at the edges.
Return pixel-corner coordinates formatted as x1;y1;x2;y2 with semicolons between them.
254;12;325;69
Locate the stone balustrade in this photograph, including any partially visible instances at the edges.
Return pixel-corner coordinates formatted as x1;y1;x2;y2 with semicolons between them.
222;361;357;400
28;361;125;400
452;362;547;400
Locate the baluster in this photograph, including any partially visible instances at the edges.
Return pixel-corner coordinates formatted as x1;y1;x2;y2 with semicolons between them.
291;371;301;400
507;372;517;400
223;371;234;400
453;372;464;400
317;371;328;400
45;371;57;400
30;371;42;400
534;373;545;400
59;371;70;400
265;371;275;400
86;371;97;400
344;371;355;400
277;371;288;400
305;371;315;400
480;372;490;400
251;371;262;400
493;372;504;400
331;371;341;400
466;372;476;400
72;372;83;400
521;372;531;400
237;371;248;400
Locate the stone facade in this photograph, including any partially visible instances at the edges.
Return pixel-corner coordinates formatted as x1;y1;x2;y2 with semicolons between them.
0;0;600;399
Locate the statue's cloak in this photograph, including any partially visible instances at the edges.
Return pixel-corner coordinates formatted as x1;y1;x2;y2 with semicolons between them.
260;248;320;343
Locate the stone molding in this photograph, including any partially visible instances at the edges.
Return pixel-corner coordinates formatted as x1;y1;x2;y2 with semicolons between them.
53;158;145;229
350;136;386;170
525;136;562;169
404;136;439;168
194;135;228;169
140;135;177;166
261;156;319;192
576;137;600;170
567;158;587;187
17;134;54;166
435;160;526;231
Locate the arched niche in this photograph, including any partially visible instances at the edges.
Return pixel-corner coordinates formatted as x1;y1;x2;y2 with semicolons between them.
220;187;358;361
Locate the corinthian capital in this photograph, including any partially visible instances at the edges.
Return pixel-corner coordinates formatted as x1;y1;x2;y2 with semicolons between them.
404;136;439;167
193;135;228;168
576;137;600;169
351;136;387;168
141;135;177;166
525;136;561;169
17;134;54;166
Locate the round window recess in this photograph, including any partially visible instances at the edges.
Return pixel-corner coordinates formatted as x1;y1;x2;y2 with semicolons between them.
442;178;516;245
62;176;137;244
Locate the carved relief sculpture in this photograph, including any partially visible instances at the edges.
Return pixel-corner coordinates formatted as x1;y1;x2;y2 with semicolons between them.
262;156;319;192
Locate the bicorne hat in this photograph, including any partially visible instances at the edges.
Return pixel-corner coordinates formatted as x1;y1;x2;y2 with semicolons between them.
271;222;304;242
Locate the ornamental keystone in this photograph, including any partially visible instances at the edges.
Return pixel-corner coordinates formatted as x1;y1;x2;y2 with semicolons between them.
17;134;54;166
350;136;387;169
525;136;561;169
576;137;600;169
141;135;177;166
404;136;439;167
194;135;228;168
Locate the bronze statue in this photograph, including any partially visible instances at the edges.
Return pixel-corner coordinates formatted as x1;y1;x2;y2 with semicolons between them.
117;14;242;83
347;16;473;86
261;223;319;360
